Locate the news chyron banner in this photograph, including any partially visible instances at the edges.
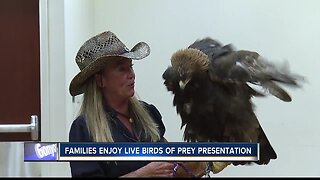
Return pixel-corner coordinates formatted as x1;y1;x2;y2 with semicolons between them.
24;142;259;162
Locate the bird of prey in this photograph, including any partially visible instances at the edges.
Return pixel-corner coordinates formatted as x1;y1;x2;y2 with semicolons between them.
162;37;304;171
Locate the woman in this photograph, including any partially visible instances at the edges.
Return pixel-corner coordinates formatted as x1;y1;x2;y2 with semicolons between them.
68;31;177;177
68;31;208;177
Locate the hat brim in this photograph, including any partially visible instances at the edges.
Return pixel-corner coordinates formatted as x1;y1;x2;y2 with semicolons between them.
69;42;150;96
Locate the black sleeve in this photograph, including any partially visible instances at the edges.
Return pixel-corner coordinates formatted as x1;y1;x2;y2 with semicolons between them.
68;117;105;177
69;116;91;142
140;101;166;139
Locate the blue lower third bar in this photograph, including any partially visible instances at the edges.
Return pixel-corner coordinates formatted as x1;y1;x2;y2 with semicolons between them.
58;142;259;161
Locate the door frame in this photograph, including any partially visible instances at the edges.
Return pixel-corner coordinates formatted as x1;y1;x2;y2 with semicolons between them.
39;0;70;177
39;0;50;176
40;0;49;143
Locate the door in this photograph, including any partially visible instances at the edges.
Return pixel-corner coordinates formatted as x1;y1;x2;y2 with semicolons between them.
0;0;40;141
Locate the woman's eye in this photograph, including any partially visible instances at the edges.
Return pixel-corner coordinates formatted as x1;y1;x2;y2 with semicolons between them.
117;63;133;71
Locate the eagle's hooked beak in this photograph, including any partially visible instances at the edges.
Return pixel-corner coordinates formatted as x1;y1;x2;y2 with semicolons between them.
179;78;191;90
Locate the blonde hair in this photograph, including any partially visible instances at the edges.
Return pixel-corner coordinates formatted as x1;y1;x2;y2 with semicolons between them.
78;77;161;142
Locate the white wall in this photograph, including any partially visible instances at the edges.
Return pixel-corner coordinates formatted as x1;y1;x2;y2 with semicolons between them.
92;0;320;177
64;0;95;131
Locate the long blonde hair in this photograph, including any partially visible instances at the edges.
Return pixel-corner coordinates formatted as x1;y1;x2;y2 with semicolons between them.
78;76;161;142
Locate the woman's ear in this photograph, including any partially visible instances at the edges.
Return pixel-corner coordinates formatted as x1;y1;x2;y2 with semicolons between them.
95;74;104;88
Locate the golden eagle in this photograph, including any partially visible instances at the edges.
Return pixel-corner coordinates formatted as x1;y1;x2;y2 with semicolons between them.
162;37;304;172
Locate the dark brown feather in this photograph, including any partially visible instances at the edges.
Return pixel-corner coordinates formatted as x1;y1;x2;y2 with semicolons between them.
163;37;304;169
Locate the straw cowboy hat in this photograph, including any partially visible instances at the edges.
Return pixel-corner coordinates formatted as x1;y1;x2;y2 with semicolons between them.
69;31;150;96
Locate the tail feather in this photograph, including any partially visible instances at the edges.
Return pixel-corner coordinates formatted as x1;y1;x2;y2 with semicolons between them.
262;81;292;102
257;57;305;87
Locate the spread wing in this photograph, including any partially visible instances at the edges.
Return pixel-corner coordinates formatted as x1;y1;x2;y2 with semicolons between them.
190;38;304;102
162;37;305;168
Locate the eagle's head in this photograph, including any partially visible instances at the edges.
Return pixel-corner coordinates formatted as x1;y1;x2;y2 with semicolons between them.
171;48;209;90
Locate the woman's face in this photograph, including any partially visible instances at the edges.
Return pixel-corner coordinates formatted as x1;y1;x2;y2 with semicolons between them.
99;57;135;102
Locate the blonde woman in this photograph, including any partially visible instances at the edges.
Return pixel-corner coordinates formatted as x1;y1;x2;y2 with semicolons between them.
68;31;174;177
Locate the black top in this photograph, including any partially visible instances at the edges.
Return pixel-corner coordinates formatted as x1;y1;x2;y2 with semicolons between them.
68;101;166;177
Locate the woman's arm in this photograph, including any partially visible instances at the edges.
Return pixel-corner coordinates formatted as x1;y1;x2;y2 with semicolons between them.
69;117;106;177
